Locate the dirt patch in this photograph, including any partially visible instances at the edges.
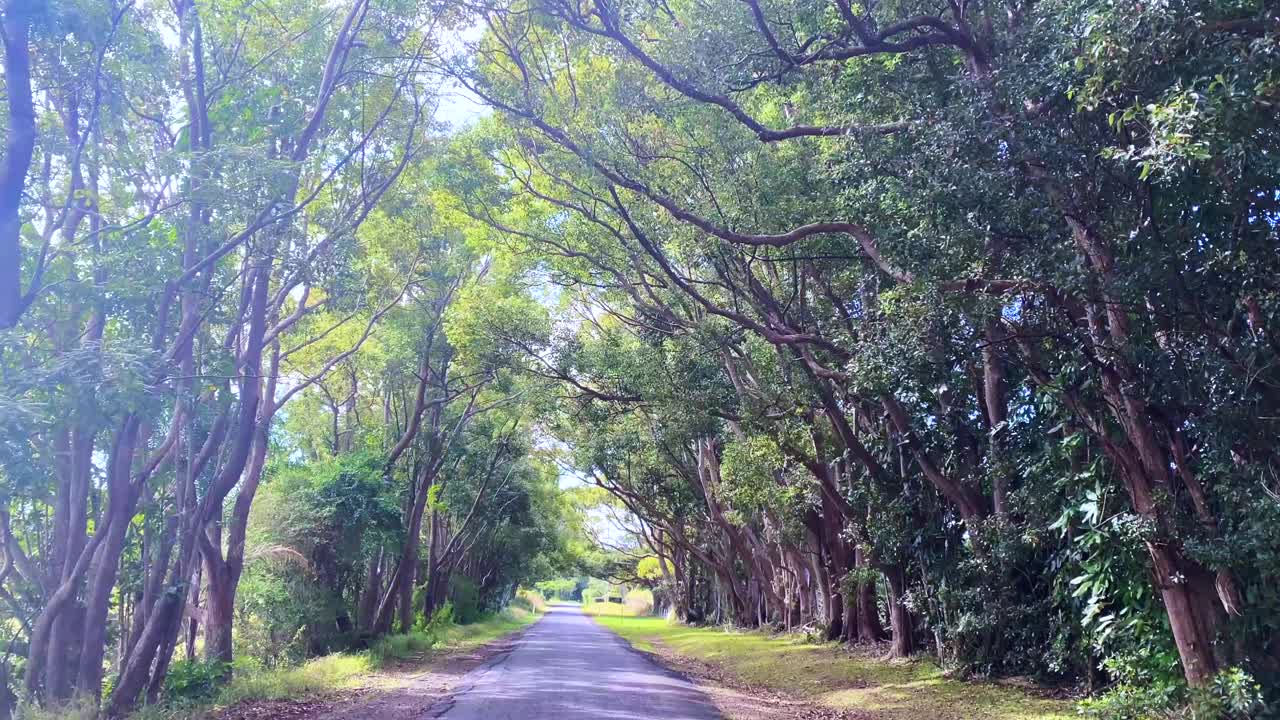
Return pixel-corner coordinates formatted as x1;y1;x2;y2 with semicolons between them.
209;627;531;720
635;639;873;720
214;699;336;720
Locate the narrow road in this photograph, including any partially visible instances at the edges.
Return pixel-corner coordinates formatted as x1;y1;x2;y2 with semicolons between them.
431;605;721;719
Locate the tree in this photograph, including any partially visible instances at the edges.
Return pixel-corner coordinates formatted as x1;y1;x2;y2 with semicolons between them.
437;0;1280;694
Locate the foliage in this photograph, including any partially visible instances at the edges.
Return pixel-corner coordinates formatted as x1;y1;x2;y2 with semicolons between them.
448;579;482;625
1078;667;1266;720
536;578;584;601
238;452;400;663
512;589;549;613
432;0;1280;704
161;660;233;704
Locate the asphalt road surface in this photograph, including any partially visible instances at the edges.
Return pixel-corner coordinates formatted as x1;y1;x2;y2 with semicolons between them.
430;605;721;719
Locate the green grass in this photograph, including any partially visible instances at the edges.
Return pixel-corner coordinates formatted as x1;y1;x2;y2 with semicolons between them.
217;652;374;705
366;606;540;665
436;606;540;648
23;654;379;720
25;608;544;720
592;616;1074;720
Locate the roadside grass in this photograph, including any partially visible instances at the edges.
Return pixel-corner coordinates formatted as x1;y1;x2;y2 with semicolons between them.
436;606;540;649
592;616;1074;720
25;608;542;720
367;606;541;665
210;652;374;706
18;653;374;720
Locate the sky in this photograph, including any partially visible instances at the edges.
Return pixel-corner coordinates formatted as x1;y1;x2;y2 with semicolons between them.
436;78;490;130
435;22;491;130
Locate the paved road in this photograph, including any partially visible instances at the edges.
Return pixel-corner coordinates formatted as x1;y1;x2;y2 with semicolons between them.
431;605;721;719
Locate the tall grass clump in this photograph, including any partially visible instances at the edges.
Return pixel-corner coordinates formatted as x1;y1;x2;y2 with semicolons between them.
513;588;548;613
217;654;372;705
368;630;438;666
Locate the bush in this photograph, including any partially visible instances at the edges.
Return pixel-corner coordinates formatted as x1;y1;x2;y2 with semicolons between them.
624;589;654;616
370;602;460;665
433;601;456;629
1078;668;1266;720
1078;681;1184;720
237;452;400;666
582;589;655;617
584;578;610;603
1194;669;1267;719
368;630;437;666
163;659;232;703
535;577;579;601
512;588;547;613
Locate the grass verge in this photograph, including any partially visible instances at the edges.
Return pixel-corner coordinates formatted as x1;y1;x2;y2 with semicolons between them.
212;607;539;714
364;605;540;665
592;615;1074;720
26;607;543;720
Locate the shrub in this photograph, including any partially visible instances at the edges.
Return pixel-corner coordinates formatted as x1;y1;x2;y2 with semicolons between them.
582;588;655;617
237;452;400;666
1194;668;1267;719
1078;681;1184;720
163;659;232;703
1078;668;1266;720
371;602;460;665
512;588;547;613
368;630;437;665
624;588;654;616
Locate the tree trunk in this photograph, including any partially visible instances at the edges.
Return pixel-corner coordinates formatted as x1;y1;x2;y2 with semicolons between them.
75;417;143;699
375;473;429;634
106;591;182;718
358;548;384;633
202;552;235;665
1148;542;1220;685
186;565;201;662
824;573;844;641
853;547;886;644
23;508;116;699
885;565;915;658
0;0;36;328
982;317;1010;517
205;368;275;668
842;590;858;644
44;423;97;701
